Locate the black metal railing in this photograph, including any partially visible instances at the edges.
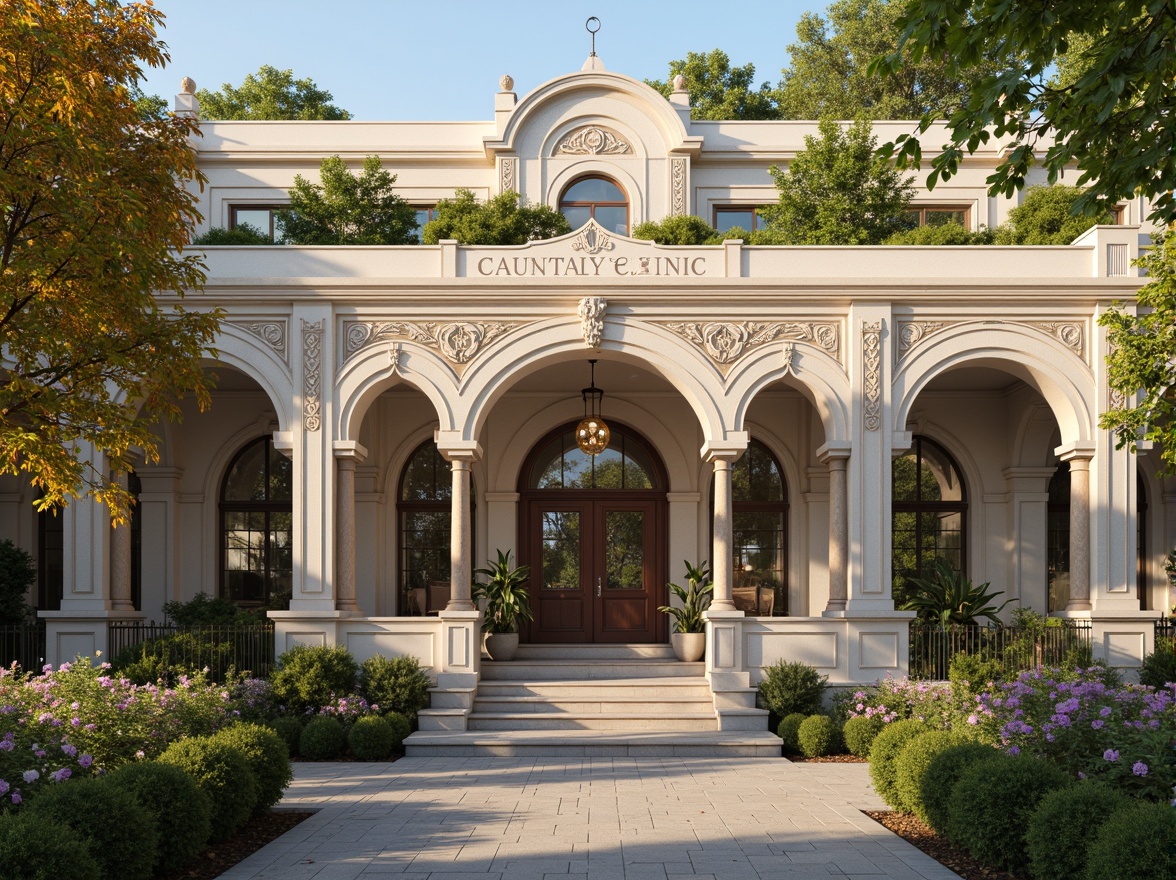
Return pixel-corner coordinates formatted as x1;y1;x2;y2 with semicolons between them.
1155;617;1174;645
0;622;47;673
107;621;276;683
910;620;1094;681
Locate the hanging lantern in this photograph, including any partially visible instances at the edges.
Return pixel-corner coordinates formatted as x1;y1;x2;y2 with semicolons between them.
576;359;610;455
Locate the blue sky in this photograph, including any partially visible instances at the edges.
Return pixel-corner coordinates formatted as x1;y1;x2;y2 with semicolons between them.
140;0;814;121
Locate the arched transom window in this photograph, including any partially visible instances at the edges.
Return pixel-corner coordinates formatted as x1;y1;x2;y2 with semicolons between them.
220;436;292;607
559;177;629;235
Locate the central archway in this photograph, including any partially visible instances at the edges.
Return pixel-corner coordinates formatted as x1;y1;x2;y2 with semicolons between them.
518;422;668;644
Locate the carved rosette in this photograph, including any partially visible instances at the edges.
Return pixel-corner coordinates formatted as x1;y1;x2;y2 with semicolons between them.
863;321;882;432
1028;321;1084;356
557;126;631;155
500;157;518;194
229;320;287;362
895;321;946;358
344;320;515;368
570;222;614;255
578;297;607;349
662;321;839;369
671;158;686;216
302;320;323;432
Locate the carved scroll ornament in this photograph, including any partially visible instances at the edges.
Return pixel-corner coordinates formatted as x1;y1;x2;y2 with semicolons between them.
344;321;515;366
578;297;607;349
663;321;839;367
557;126;631;155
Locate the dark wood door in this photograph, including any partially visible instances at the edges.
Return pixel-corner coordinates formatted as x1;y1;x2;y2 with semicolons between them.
523;495;663;643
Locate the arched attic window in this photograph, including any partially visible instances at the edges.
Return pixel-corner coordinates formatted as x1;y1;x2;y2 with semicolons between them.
559;177;629;234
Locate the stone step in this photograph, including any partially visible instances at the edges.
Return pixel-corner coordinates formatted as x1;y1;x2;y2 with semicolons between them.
472;695;715;714
480;659;704;680
404;729;784;758
509;644;677;661
468;711;718;731
475;678;712;699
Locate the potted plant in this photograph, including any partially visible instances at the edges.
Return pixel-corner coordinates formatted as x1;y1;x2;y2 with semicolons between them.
658;560;713;661
473;550;533;661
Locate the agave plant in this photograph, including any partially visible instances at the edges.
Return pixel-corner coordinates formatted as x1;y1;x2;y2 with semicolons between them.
473;550;533;634
658;560;714;633
900;557;1015;627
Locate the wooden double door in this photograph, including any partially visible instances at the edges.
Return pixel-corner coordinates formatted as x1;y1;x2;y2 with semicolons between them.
521;493;665;643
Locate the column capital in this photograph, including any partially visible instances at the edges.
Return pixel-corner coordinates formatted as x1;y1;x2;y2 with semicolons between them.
332;440;368;463
1055;441;1096;463
435;432;482;463
816;441;852;463
701;432;748;463
272;431;294;459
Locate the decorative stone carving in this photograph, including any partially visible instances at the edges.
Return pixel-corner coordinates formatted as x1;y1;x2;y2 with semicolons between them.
500;157;518;194
863;321;882;432
229;320;287;361
781;342;796;376
896;321;945;355
570;222;614;255
344;320;515;366
672;74;687;92
578;297;607;349
302;320;322;432
557;126;631;155
671;158;686;216
389;343;402;376
1029;321;1084;354
180;76;196;94
663;321;839;366
499;74;514;91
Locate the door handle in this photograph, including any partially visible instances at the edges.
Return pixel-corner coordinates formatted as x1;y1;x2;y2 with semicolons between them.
596;578;602;597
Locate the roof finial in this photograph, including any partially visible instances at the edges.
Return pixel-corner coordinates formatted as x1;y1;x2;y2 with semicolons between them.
586;17;600;57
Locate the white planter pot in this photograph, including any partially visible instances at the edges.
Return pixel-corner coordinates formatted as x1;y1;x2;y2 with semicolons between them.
485;632;520;661
670;631;705;662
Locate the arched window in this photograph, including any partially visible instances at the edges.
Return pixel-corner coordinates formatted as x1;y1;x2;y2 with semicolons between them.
559;177;629;234
1047;462;1070;612
526;426;661;491
731;440;788;616
220;436;292;607
399;442;475;615
892;436;967;608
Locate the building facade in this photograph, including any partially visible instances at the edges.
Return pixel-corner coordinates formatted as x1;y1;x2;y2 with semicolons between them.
7;58;1169;694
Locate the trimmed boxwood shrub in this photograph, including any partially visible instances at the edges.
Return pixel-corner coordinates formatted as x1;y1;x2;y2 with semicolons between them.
300;714;348;760
797;714;842;757
1138;638;1176;689
1085;799;1176;880
385;711;412;751
947;753;1071;871
26;777;158;880
756;660;827;718
0;809;100;880
107;761;212;874
1025;781;1131;880
777;712;808;754
267;715;305;757
842;715;886;758
271;645;359;714
158;736;258;842
349;715;396;760
359;654;433;719
893;730;958;824
867;718;926;811
919;741;1002;837
212;722;293;811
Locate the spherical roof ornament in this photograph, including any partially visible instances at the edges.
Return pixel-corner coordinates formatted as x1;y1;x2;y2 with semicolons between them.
500;74;514;92
180;76;196;95
672;74;687;92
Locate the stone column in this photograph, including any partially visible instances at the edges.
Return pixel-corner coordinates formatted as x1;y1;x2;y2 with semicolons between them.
823;452;849;614
334;442;366;614
710;457;736;612
109;472;134;612
447;459;475;611
1062;450;1093;611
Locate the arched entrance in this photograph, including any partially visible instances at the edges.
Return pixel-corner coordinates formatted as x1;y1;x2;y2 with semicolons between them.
519;422;667;644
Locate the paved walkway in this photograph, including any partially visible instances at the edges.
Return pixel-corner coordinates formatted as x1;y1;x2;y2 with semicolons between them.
218;757;963;880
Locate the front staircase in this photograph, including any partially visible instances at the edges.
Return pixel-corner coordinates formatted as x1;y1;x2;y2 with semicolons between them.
406;644;781;757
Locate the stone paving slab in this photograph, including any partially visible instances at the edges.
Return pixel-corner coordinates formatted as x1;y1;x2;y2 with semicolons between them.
216;758;962;880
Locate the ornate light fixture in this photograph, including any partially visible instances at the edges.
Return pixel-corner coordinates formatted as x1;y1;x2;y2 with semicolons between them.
576;359;610;456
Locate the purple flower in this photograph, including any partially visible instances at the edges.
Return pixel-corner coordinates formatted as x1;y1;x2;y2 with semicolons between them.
1103;749;1120;762
52;768;71;783
11;791;21;804
0;780;8;796
1133;761;1148;777
1091;720;1104;730
22;770;38;783
78;754;92;769
1007;745;1020;756
1099;706;1112;717
61;743;76;757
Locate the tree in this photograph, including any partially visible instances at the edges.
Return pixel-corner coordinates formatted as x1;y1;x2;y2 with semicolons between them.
884;222;993;245
777;0;1004;120
647;50;780;120
196;65;351;120
991;185;1114;246
1;0;221;519
874;0;1176;223
757;117;914;245
192;224;274;246
278;156;418;245
632;215;724;245
421;190;569;245
1100;230;1176;472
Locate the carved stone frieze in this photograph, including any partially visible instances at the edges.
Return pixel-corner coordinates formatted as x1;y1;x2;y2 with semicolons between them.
895;321;946;356
671;158;686;216
578;297;607;349
229;320;287;362
569;222;614;256
662;321;839;367
500;157;518;194
557;126;631;155
1028;321;1084;355
863;321;882;432
344;320;516;366
302;319;322;432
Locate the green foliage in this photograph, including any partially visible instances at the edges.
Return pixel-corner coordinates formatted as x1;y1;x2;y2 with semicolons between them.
422;190;569;245
874;0;1176;224
270;645;359;714
797;715;843;757
631;215;723;245
164;591;258;625
191;224;274;246
758;118;914;245
0;810;100;880
1101;230;1176;472
757;660;827;717
158;736;258;842
211;723;292;812
196;65;351;120
658;561;714;634
0;539;35;622
473;550;534;634
1024;781;1131;880
884;222;993;245
348;715;396;760
266;716;304;757
26;777;158;880
842;714;887;758
900;557;1015;626
358;654;433;719
107;761;212;874
947;653;1005;710
777;712;808;754
130;86;168;123
0;0;221;519
991;185;1113;245
947;754;1070;871
919;741;1001;836
1085;799;1176;880
299;715;347;761
894;729;958;823
384;711;412;751
279;155;417;245
1139;637;1176;688
112;630;240;685
867;718;926;810
646;49;780;120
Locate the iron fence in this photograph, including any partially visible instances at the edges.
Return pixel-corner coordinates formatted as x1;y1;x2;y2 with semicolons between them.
107;621;275;682
0;622;46;673
1156;617;1174;645
910;620;1094;681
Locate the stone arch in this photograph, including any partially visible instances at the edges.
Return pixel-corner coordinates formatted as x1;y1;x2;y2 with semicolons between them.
725;344;851;445
335;342;461;443
209;324;295;433
1011;402;1064;468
